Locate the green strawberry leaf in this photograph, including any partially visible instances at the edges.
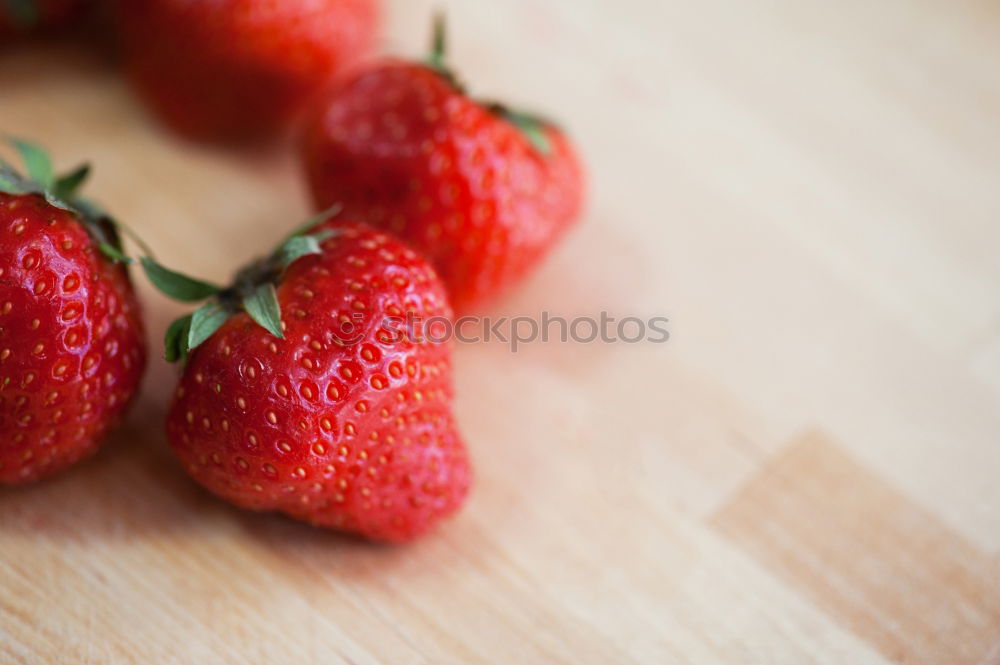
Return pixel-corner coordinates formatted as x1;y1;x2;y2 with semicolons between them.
52;163;91;200
278;230;336;271
0;174;20;193
278;235;323;270
141;257;221;302
188;302;229;351
42;191;75;213
98;243;133;264
9;138;54;189
283;203;343;241
501;109;552;155
0;164;31;195
101;214;154;258
164;313;194;364
243;283;284;339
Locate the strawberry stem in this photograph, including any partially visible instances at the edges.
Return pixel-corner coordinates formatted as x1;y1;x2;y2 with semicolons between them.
424;13;464;92
428;12;448;72
419;16;557;156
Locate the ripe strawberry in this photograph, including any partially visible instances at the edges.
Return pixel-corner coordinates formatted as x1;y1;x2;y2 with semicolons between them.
110;0;379;141
302;17;585;312
152;216;469;542
0;142;146;484
0;0;88;35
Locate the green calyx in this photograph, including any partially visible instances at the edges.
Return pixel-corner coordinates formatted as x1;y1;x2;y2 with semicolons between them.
483;103;554;155
154;205;342;364
0;138;128;263
0;139;340;364
424;14;556;156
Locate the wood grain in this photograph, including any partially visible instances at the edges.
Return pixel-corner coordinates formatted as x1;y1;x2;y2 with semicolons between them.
2;0;1000;662
713;432;1000;664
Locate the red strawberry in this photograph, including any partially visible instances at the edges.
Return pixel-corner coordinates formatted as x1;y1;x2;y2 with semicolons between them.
0;142;146;484
0;0;88;35
302;17;585;312
110;0;380;141
153;217;469;542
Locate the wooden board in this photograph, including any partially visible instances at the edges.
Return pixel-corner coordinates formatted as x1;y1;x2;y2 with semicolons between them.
2;0;1000;662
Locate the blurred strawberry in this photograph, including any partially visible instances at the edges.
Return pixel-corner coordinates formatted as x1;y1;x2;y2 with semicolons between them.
0;141;146;484
302;16;585;312
110;0;380;141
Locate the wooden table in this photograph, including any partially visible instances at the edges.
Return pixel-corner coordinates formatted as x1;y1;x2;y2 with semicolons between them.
2;0;999;662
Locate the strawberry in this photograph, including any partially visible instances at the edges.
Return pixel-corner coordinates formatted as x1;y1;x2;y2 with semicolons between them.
0;0;88;35
110;0;380;142
149;215;469;542
301;17;585;312
0;141;146;484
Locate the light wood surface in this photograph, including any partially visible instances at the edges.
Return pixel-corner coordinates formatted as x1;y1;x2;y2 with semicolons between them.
3;0;1000;662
